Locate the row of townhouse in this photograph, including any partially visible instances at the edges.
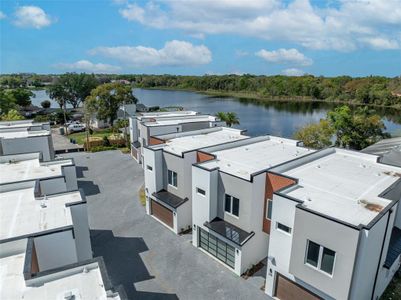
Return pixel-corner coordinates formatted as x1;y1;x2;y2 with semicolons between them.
140;112;401;300
0;120;125;299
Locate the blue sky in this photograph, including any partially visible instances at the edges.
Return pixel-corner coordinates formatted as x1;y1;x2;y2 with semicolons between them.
1;0;401;76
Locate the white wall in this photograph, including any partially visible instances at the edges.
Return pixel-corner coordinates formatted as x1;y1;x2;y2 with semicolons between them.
144;148;163;215
70;203;93;261
34;230;77;271
176;200;191;233
1;136;53;161
62;165;78;191
39;177;67;195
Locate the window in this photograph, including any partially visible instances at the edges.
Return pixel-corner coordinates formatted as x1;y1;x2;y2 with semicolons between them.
305;240;336;275
197;188;206;196
276;222;291;234
266;199;273;220
167;170;177;187
146;165;153;171
225;194;240;217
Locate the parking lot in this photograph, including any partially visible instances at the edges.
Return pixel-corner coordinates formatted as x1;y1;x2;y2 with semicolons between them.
65;150;269;300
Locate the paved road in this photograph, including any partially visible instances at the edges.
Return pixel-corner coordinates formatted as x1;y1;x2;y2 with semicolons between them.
65;151;270;300
52;127;83;152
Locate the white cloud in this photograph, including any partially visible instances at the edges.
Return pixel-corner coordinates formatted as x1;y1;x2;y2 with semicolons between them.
14;6;53;29
359;37;400;50
235;50;249;57
0;11;6;20
56;60;121;73
89;40;212;67
118;0;401;51
281;68;305;76
256;48;312;66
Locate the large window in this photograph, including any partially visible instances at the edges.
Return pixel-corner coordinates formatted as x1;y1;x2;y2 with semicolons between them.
199;228;235;268
305;240;336;275
167;170;177;187
266;199;273;220
225;194;239;217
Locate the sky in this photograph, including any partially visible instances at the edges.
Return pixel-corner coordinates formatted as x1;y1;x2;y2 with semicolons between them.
1;0;401;77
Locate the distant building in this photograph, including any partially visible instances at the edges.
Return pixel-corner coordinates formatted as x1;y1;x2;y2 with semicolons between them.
89;103;137;129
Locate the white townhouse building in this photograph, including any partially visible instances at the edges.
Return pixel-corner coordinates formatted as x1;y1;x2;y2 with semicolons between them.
129;111;223;163
0;152;77;194
0;119;51;131
0;125;54;161
190;136;315;275
0;181;93;272
265;148;401;300
143;127;248;234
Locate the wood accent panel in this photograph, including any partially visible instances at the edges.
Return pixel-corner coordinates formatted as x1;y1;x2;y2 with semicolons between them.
196;151;215;163
151;200;173;228
31;241;39;273
149;137;165;146
263;172;296;234
275;273;321;300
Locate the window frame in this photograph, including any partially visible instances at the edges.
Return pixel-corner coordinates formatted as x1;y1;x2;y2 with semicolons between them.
276;222;292;235
224;194;240;217
146;165;153;171
305;240;336;276
197;187;206;196
167;169;178;188
266;199;273;220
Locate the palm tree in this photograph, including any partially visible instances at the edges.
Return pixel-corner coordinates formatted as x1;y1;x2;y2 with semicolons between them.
215;111;240;127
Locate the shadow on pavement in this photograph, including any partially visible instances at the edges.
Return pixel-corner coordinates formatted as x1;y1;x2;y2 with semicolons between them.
75;166;89;178
91;229;178;300
78;180;100;196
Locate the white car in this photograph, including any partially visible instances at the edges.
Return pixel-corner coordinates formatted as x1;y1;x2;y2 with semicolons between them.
67;123;85;133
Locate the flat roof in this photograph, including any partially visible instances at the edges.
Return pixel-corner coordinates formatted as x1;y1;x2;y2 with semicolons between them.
0;187;82;241
0;157;73;185
0;122;48;129
200;136;314;179
0;130;49;139
143;115;217;127
137;111;197;119
151;127;247;155
0;252;116;300
282;149;401;226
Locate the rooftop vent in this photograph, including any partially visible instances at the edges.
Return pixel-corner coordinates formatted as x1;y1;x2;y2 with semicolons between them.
64;291;75;300
83;267;89;273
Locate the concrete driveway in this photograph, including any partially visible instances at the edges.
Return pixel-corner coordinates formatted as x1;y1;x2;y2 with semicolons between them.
65;151;269;300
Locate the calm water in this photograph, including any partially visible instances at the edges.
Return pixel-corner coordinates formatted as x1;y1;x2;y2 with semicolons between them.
31;89;401;138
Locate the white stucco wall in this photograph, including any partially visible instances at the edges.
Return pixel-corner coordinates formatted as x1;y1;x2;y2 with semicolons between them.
144;148;163;215
39;177;67;195
1;136;53;161
62;165;78;191
70;203;93;261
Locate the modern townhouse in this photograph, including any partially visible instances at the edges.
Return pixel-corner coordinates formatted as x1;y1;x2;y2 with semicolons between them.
191;136;315;275
143;127;248;234
0;152;77;194
1;243;124;299
0;180;92;272
129;111;223;163
264;148;401;300
0;126;54;161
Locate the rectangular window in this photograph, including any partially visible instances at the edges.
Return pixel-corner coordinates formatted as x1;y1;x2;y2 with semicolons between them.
225;194;240;217
197;188;206;196
305;240;336;275
167;170;177;187
146;165;153;171
266;199;273;220
276;222;291;234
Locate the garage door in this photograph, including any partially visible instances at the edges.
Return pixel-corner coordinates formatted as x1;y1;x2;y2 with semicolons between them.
199;228;235;268
151;200;173;228
275;273;321;300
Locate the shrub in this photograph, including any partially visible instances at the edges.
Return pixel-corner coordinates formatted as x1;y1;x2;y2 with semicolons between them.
102;136;110;146
41;100;51;108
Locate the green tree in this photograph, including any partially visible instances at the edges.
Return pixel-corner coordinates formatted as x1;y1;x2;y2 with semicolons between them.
41;100;51;108
8;88;34;107
0;109;25;121
47;84;70;131
294;120;334;149
216;111;240;127
85;82;138;127
0;88;17;114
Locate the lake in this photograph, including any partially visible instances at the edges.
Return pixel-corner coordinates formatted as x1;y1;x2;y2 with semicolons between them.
31;88;401;138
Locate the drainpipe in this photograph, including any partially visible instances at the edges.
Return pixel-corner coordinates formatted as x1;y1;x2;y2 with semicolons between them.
371;209;392;300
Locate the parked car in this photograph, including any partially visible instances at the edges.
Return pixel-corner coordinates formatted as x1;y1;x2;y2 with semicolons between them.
67;123;85;133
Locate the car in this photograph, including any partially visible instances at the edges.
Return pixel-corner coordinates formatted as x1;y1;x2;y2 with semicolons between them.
67;123;86;133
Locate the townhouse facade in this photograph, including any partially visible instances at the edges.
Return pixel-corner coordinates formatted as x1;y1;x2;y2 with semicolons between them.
264;148;401;300
143;127;247;234
190;136;315;275
129;111;223;163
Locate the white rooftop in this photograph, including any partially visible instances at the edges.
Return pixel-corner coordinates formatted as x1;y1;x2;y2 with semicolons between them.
0;156;72;185
0;251;118;300
282;149;401;226
200;136;314;179
138;110;197;120
0;187;82;241
152;128;248;155
143;115;217;127
0;121;47;129
0;129;49;139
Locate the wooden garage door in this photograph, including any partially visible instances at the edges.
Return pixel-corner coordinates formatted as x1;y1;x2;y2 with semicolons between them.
275;274;321;300
151;200;173;228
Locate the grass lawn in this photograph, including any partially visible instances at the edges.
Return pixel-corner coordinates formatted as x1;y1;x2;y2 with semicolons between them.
68;129;114;145
381;273;401;299
139;185;146;206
